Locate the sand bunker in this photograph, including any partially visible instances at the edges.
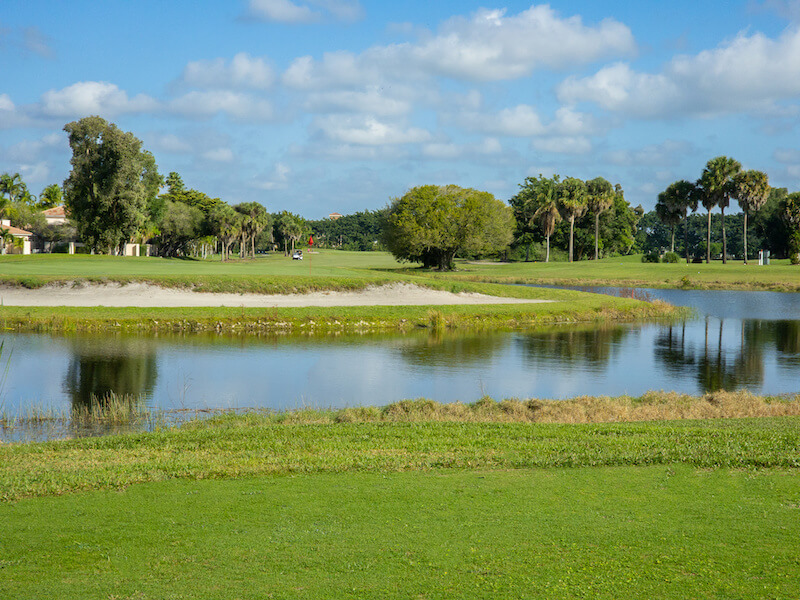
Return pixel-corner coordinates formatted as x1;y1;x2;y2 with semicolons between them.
0;282;551;308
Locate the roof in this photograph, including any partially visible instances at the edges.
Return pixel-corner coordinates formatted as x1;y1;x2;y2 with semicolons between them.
1;225;32;237
42;205;67;217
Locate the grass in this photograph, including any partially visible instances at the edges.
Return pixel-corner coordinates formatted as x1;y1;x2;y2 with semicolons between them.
2;466;799;599
2;393;799;597
430;253;800;291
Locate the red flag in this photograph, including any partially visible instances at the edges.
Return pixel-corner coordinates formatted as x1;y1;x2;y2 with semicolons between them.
308;234;314;246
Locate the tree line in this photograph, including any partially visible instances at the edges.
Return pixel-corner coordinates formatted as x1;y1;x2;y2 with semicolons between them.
3;116;800;266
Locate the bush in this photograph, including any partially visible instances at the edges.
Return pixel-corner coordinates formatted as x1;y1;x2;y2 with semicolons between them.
663;252;680;263
641;251;660;263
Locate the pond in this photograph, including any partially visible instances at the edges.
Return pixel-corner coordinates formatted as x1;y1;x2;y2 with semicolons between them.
1;288;799;425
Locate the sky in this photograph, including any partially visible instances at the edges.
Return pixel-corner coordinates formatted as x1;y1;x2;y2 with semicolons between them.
3;0;800;218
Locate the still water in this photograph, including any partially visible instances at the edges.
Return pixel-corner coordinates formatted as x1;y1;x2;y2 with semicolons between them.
1;288;799;415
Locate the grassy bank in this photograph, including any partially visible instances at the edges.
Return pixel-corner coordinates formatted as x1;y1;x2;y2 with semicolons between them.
2;392;799;501
0;280;684;333
3;394;799;598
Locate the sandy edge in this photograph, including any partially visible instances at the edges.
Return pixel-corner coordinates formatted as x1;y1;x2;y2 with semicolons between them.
0;282;551;308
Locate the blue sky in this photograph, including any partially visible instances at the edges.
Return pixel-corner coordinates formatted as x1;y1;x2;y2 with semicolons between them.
3;0;800;218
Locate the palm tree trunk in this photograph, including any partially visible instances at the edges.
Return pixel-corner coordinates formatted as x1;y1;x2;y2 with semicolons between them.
545;235;550;263
743;211;748;265
670;225;675;253
706;209;712;263
684;218;690;264
569;216;575;263
721;207;727;264
594;213;600;260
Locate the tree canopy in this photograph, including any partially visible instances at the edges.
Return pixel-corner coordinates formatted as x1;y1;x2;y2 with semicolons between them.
63;116;162;253
383;185;513;270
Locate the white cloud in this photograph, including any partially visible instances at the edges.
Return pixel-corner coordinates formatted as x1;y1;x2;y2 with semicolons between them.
253;162;291;190
39;81;157;118
168;91;273;120
246;0;362;24
181;53;275;89
303;87;413;116
19;161;50;185
314;115;431;145
282;5;635;89
6;132;63;162
774;147;800;163
457;104;600;138
531;136;592;154
148;133;194;154
558;27;800;118
202;147;235;162
605;140;694;166
421;137;504;160
0;94;14;111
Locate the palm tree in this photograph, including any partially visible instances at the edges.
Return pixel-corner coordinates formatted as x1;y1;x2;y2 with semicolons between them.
655;195;681;253
658;180;698;263
530;176;562;263
733;170;770;264
557;177;588;263
585;177;615;260
698;156;741;264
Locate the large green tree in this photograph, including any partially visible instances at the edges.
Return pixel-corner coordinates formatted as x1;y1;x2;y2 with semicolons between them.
698;156;741;263
586;177;615;260
235;202;272;258
63;116;162;254
657;180;698;263
509;174;562;263
557;177;587;263
384;185;513;270
733;170;770;264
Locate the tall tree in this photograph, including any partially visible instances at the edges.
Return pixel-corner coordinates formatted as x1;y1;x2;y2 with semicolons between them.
509;174;561;262
733;170;770;264
557;177;587;263
655;194;681;253
585;177;615;260
698;156;741;264
235;202;271;258
658;180;698;264
63;116;161;254
209;203;240;261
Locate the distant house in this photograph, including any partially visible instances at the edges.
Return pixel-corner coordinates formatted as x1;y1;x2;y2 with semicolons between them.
1;219;32;254
42;205;69;226
328;212;342;220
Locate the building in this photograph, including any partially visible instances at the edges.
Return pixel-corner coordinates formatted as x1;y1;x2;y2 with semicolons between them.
328;212;342;220
42;205;69;226
1;219;32;254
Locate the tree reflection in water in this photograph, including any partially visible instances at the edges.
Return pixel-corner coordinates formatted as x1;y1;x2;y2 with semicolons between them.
516;325;627;372
64;335;158;410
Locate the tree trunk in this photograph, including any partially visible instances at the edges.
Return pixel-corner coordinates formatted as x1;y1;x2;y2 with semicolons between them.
706;209;712;263
525;244;530;262
721;206;727;264
569;216;575;263
594;213;600;260
670;225;675;253
545;235;550;263
743;211;748;265
684;218;690;264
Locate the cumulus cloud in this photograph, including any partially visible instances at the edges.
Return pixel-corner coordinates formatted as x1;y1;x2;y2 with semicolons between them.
558;27;800;118
168;90;274;120
180;53;275;89
457;104;601;138
282;5;635;89
245;0;362;24
201;147;235;162
253;162;291;190
303;87;413;116
5;132;64;162
531;136;592;154
0;94;14;111
421;137;502;160
38;81;157;118
314;115;431;145
605;140;694;166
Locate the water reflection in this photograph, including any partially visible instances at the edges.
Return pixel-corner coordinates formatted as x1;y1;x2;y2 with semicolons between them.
516;325;627;373
64;336;158;410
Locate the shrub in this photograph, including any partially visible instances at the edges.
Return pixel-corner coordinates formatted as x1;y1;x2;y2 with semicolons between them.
641;251;660;263
663;252;679;263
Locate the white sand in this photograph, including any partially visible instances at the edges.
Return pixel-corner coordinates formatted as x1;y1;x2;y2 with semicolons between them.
0;282;551;308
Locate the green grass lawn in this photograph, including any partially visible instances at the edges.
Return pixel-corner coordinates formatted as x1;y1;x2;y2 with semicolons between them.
2;415;799;598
